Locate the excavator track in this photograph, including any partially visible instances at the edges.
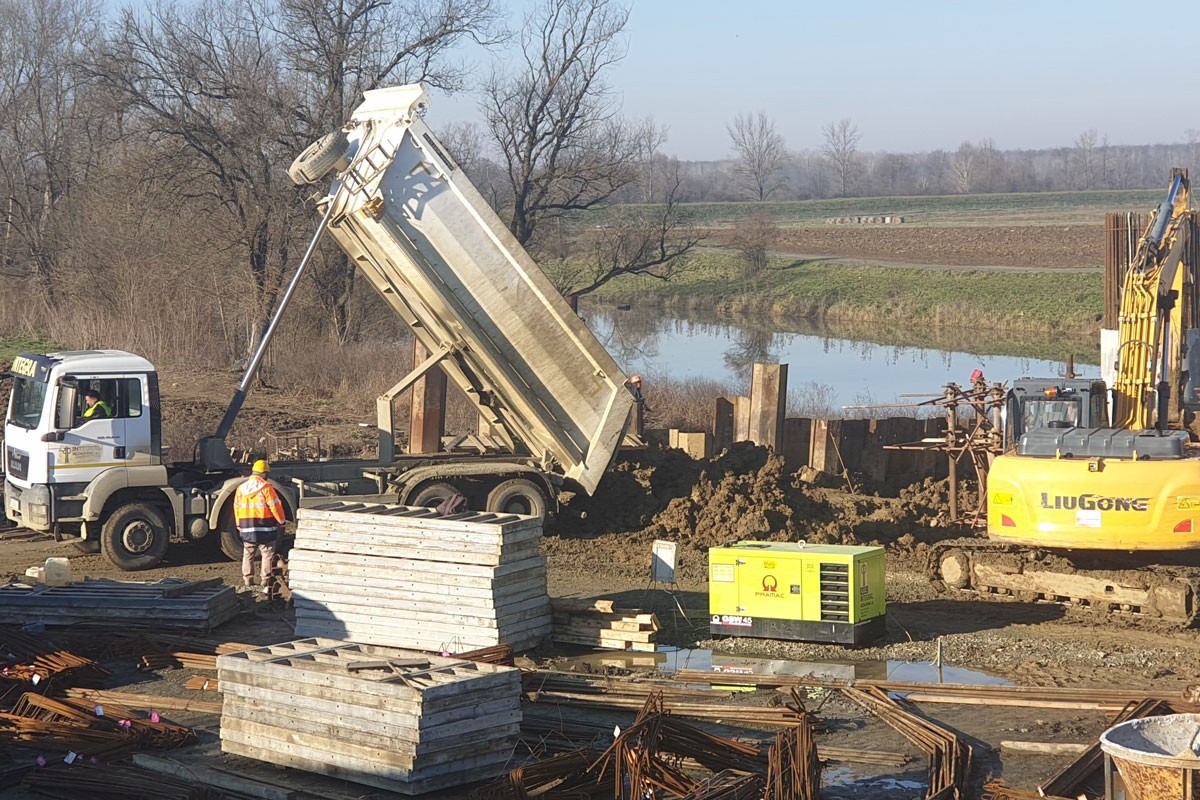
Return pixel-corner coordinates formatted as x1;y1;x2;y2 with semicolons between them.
927;537;1200;627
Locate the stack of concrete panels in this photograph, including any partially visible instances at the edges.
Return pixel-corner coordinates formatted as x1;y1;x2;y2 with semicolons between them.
217;638;521;795
0;578;239;629
289;502;550;652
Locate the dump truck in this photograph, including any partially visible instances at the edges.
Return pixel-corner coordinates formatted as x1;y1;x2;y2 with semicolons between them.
3;84;634;570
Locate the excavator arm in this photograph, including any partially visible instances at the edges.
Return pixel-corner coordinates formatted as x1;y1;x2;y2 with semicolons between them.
1112;169;1194;431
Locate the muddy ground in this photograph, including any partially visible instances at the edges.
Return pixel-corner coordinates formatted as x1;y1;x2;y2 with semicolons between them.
3;439;1199;798
0;223;1187;798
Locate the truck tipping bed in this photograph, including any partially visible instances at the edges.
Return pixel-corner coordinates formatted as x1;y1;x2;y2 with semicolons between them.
316;85;633;494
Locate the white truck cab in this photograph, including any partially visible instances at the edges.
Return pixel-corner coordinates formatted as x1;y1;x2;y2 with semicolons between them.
4;350;269;569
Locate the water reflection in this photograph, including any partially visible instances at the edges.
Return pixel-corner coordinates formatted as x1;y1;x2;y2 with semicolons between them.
585;305;1098;411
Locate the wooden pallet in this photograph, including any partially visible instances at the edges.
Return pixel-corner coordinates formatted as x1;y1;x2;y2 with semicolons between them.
550;599;660;652
217;638;521;795
0;578;239;629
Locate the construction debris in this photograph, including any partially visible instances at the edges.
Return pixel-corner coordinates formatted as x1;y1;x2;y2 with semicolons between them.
981;781;1076;800
1039;699;1171;797
0;692;194;760
0;627;109;689
63;688;223;715
217;638;522;795
842;686;972;800
0;578;239;629
289;502;551;651
550;598;660;652
20;760;218;800
673;670;1192;711
483;692;822;799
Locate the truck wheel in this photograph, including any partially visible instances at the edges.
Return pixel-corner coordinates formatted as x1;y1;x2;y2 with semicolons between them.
100;503;170;571
486;479;547;518
408;481;459;509
216;504;242;562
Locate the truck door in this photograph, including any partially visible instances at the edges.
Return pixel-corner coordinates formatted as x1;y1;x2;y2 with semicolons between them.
50;377;132;485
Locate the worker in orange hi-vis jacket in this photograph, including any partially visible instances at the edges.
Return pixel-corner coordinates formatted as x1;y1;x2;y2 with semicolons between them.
233;459;286;593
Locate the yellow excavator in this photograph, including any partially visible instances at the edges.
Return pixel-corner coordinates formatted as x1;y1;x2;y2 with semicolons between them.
932;169;1200;624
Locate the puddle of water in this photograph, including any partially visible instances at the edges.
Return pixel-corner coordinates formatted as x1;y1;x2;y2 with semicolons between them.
559;645;1011;687
651;647;1011;686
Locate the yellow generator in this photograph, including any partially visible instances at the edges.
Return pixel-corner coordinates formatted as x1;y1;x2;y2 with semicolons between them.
708;542;886;645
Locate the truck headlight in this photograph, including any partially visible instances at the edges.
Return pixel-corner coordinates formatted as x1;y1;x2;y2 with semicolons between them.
26;484;50;525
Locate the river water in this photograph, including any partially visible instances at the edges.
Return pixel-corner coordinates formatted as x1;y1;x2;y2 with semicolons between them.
585;307;1098;414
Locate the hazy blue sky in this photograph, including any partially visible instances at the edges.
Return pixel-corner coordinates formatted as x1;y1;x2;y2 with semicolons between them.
434;0;1200;161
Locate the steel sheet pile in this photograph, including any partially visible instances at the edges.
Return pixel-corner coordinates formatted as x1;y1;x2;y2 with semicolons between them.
289;502;551;651
216;637;522;795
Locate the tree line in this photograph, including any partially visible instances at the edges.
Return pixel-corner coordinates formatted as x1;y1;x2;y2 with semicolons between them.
0;0;701;370
2;0;1194;375
718;115;1200;202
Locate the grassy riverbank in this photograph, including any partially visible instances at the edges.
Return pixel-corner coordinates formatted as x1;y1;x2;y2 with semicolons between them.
589;252;1103;339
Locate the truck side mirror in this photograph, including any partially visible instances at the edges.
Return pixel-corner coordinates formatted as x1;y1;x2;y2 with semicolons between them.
41;431;64;442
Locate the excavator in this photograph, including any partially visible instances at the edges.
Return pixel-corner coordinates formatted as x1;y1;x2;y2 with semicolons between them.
931;169;1200;625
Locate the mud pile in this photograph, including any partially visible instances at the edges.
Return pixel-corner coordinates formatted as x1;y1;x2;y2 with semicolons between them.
562;442;958;565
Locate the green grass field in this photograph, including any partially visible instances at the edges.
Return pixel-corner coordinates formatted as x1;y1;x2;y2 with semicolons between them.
0;336;55;362
590;187;1163;229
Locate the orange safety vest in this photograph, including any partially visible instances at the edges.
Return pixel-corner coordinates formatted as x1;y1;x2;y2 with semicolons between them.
233;475;286;543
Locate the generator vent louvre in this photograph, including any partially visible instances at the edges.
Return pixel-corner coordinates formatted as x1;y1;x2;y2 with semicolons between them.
819;562;850;622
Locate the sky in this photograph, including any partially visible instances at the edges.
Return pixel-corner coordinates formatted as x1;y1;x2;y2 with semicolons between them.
432;0;1200;162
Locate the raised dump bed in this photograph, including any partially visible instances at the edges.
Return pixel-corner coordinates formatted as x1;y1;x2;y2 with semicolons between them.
315;85;633;495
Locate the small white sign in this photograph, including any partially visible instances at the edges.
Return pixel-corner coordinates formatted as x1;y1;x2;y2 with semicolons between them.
1077;509;1102;528
651;540;678;583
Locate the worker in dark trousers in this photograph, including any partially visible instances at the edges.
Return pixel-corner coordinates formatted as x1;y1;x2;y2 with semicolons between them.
233;460;286;594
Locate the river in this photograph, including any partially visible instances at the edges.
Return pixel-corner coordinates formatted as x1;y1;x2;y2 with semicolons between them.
584;307;1099;415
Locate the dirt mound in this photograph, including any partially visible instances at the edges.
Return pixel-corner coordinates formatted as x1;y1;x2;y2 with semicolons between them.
555;443;960;578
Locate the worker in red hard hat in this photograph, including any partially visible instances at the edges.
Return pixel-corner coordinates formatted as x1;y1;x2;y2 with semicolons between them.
969;369;985;383
627;375;651;436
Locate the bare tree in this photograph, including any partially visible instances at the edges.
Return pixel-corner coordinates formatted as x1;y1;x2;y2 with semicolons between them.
951;141;976;193
727;112;788;201
821;118;861;197
0;0;105;310
1073;129;1099;189
482;0;634;247
274;0;504;342
546;163;703;302
92;0;310;356
629;117;669;203
728;211;777;278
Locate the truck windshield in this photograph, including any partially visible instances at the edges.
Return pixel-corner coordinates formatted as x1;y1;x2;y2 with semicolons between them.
9;376;48;429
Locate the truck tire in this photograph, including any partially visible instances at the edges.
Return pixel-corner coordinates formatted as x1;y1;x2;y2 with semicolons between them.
216;505;242;562
100;503;170;571
408;481;459;509
486;478;547;518
288;130;350;186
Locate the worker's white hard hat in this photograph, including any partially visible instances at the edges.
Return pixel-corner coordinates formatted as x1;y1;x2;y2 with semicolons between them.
630;375;642;384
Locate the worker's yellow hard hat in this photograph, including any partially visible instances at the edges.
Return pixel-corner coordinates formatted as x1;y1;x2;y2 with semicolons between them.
252;459;270;475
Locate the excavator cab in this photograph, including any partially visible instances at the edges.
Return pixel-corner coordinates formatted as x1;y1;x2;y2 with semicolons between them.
1004;377;1109;448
